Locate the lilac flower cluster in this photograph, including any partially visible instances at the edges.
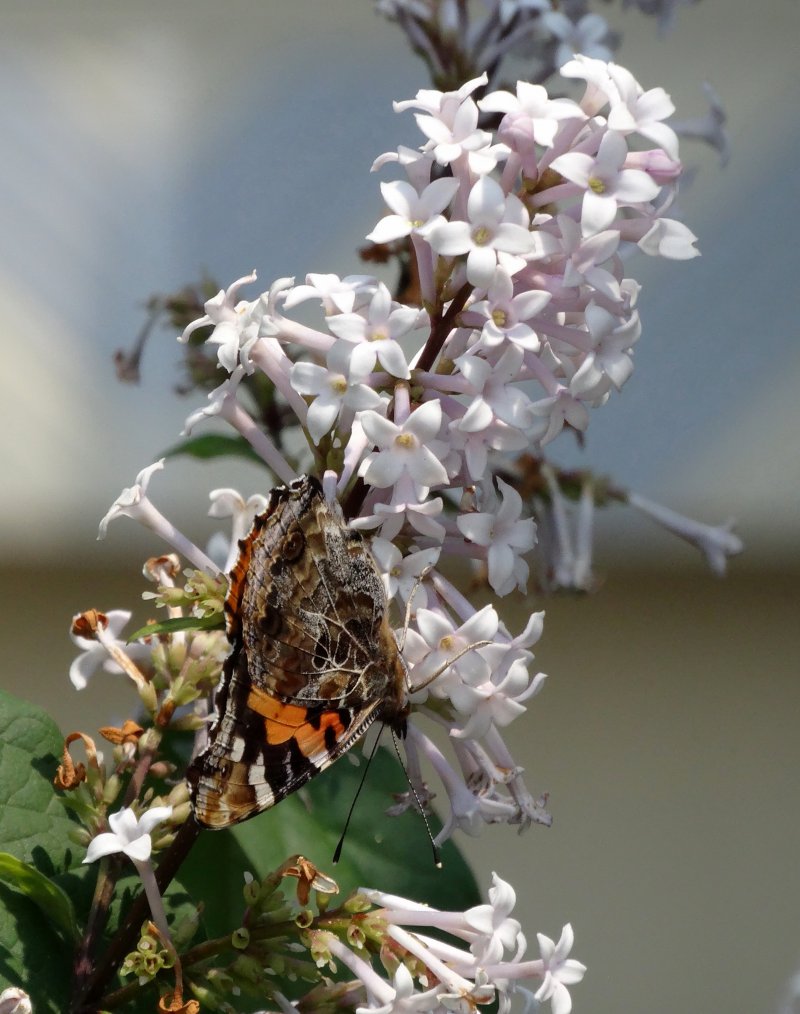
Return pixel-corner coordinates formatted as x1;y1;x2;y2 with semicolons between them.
83;57;707;1012
95;58;698;850
320;875;585;1014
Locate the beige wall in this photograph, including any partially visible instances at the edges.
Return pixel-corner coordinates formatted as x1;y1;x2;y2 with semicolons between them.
4;562;798;1012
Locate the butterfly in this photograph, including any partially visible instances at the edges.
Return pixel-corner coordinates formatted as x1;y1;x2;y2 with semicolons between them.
187;475;408;828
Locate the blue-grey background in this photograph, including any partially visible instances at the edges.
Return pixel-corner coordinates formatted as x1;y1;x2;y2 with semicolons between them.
1;2;798;1012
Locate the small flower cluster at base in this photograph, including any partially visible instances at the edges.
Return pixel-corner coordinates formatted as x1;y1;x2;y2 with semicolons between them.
313;873;585;1014
170;862;584;1014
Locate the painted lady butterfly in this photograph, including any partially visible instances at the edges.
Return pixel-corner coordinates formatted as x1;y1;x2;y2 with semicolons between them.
188;475;407;828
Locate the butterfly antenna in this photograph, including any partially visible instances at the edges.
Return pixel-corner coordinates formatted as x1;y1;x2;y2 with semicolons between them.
391;730;442;868
332;725;385;865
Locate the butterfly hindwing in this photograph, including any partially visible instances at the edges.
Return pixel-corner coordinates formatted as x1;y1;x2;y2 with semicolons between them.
188;476;407;829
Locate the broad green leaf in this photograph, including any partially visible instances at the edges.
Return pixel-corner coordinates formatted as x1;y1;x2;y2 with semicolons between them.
178;822;262;940
180;748;479;1014
0;691;79;1010
183;747;479;927
0;690;78;873
163;433;266;465
0;884;71;1013
0;852;78;942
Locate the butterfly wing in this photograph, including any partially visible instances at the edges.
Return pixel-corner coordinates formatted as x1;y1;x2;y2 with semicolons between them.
188;476;406;829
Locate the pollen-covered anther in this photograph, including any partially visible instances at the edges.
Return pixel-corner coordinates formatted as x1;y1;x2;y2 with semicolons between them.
394;432;418;450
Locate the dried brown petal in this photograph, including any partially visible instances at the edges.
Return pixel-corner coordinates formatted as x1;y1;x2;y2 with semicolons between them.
70;609;108;640
99;720;145;746
54;732;99;790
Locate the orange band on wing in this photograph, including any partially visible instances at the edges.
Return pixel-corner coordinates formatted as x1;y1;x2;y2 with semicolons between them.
247;686;348;750
247;687;308;729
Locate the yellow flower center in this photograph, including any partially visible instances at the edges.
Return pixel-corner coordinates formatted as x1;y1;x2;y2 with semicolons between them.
492;309;507;328
394;432;417;450
588;176;606;194
329;374;347;395
472;225;491;246
370;328;388;342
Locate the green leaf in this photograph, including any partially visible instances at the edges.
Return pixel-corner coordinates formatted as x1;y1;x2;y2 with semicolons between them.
0;690;80;1010
0;852;78;942
163;433;266;465
0;690;79;872
0;884;71;1012
127;613;224;642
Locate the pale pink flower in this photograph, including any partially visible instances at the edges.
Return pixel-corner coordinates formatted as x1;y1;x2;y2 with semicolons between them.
367;178;461;244
359;401;449;498
424;176;536;288
551;130;660;234
457;478;536;594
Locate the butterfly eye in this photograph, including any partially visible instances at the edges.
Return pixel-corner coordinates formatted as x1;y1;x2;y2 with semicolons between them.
283;527;306;561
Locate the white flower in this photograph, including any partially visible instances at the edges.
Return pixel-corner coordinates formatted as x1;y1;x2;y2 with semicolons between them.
97;459;217;573
551;130;660;235
569;302;641;400
627;492;743;575
406;604;498;702
208;488;269;572
464;873;523;964
607;63;678;157
449;416;528;483
179;271;273;374
359;401;449;498
283;273;376;314
528;387;590;445
560;54;617;116
479;81;584;154
398;75;493;167
328;283;418;380
456;346;536;430
291;341;387;444
83;805;173;865
356;962;444;1013
69;609;147;691
353;494;447;543
182;366;244;435
367;178;461;244
535;924;587;1014
370;539;440;610
552;214;622;302
469;268;551;351
637;217;700;260
425;176;535;288
98;459;165;539
0;989;32;1014
457;478;536;595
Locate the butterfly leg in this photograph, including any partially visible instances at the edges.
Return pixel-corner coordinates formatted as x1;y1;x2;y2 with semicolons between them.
407;639;493;695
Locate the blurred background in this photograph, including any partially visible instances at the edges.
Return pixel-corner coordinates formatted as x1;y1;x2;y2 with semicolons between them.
1;1;798;1011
